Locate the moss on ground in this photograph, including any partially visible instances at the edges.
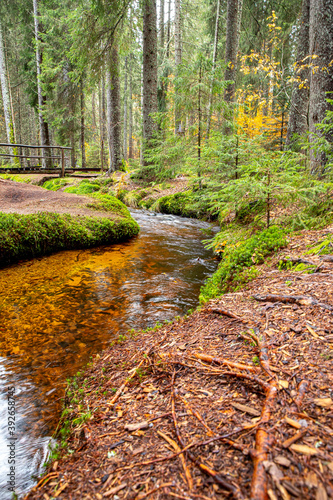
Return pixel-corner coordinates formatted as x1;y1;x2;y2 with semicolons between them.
0;211;139;268
200;225;287;302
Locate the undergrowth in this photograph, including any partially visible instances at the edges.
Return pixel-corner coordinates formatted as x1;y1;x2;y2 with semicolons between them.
200;225;287;302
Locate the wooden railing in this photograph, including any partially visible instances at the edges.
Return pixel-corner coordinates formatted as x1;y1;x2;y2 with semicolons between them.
0;143;72;177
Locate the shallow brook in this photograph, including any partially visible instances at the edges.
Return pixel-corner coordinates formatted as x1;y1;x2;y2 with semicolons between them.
0;210;218;498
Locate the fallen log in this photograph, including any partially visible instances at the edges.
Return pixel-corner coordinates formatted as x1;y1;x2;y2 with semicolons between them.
252;294;333;311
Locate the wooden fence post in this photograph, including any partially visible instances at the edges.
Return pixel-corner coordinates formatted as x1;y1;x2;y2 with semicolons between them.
60;148;65;177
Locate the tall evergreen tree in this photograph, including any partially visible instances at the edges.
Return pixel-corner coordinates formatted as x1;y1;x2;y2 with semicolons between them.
308;0;333;173
142;0;158;164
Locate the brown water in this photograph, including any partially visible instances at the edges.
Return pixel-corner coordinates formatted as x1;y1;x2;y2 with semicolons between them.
0;210;218;498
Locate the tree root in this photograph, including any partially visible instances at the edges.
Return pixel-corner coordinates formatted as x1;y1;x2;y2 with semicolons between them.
193;352;258;373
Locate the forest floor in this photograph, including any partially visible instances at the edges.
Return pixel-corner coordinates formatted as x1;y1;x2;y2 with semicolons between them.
0;177;121;219
26;227;333;500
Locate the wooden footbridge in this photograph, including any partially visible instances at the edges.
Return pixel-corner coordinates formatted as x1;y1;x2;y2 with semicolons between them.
0;143;101;176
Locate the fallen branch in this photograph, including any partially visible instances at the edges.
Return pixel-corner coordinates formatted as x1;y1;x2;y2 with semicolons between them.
280;257;315;266
252;294;333;311
171;371;245;500
106;359;144;405
320;255;333;262
207;307;248;323
157;430;193;490
292;380;309;411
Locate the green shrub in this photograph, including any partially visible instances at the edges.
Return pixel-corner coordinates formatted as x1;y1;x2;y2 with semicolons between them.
200;225;287;302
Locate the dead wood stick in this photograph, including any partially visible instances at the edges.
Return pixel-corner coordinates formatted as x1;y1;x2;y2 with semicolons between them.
207;307;247;323
281;257;315;266
193;352;258;373
157;430;193;490
291;380;309;412
115;427;256;474
131;482;173;500
252;294;333;311
320;255;333;262
247;330;274;378
170;372;193;490
107;359;144;404
177;393;214;435
171;372;244;499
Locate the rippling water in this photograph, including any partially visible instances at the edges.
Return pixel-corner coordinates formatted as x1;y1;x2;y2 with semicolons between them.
0;210;218;498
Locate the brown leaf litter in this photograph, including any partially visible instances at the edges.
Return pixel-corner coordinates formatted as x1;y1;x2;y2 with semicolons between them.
26;228;333;500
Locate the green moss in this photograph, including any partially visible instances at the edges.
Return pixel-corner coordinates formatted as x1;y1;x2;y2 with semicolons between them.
150;191;211;219
200;226;287;302
86;193;131;217
0;211;139;268
43;178;70;191
64;180;101;195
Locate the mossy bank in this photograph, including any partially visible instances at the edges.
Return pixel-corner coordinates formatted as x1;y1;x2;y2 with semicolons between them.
0;181;139;267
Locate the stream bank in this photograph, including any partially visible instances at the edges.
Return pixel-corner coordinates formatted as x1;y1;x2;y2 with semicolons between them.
0;179;139;267
27;226;333;500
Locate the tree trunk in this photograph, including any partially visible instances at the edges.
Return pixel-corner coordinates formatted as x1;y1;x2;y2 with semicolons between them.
142;0;158;165
198;62;202;188
99;78;106;172
106;42;122;173
224;0;239;104
174;0;182;133
308;0;333;174
128;54;134;159
33;0;51;168
285;0;310;149
167;0;171;58
80;80;86;168
206;0;221;141
0;20;14;157
159;0;165;48
158;0;167;114
92;91;97;139
123;57;128;161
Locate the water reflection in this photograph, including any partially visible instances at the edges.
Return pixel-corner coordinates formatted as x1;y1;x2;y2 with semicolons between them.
0;209;218;497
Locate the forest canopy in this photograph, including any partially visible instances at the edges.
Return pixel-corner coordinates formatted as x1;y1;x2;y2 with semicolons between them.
0;0;332;184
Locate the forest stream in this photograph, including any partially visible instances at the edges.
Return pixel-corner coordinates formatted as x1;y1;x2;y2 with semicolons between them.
0;210;218;499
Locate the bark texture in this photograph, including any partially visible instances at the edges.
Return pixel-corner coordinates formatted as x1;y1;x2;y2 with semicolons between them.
33;0;51;168
206;0;221;141
174;0;182;133
224;0;239;103
128;55;133;159
123;57;128;161
142;0;158;164
285;0;310;149
0;20;14;155
80;81;86;168
309;0;333;173
106;43;122;173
